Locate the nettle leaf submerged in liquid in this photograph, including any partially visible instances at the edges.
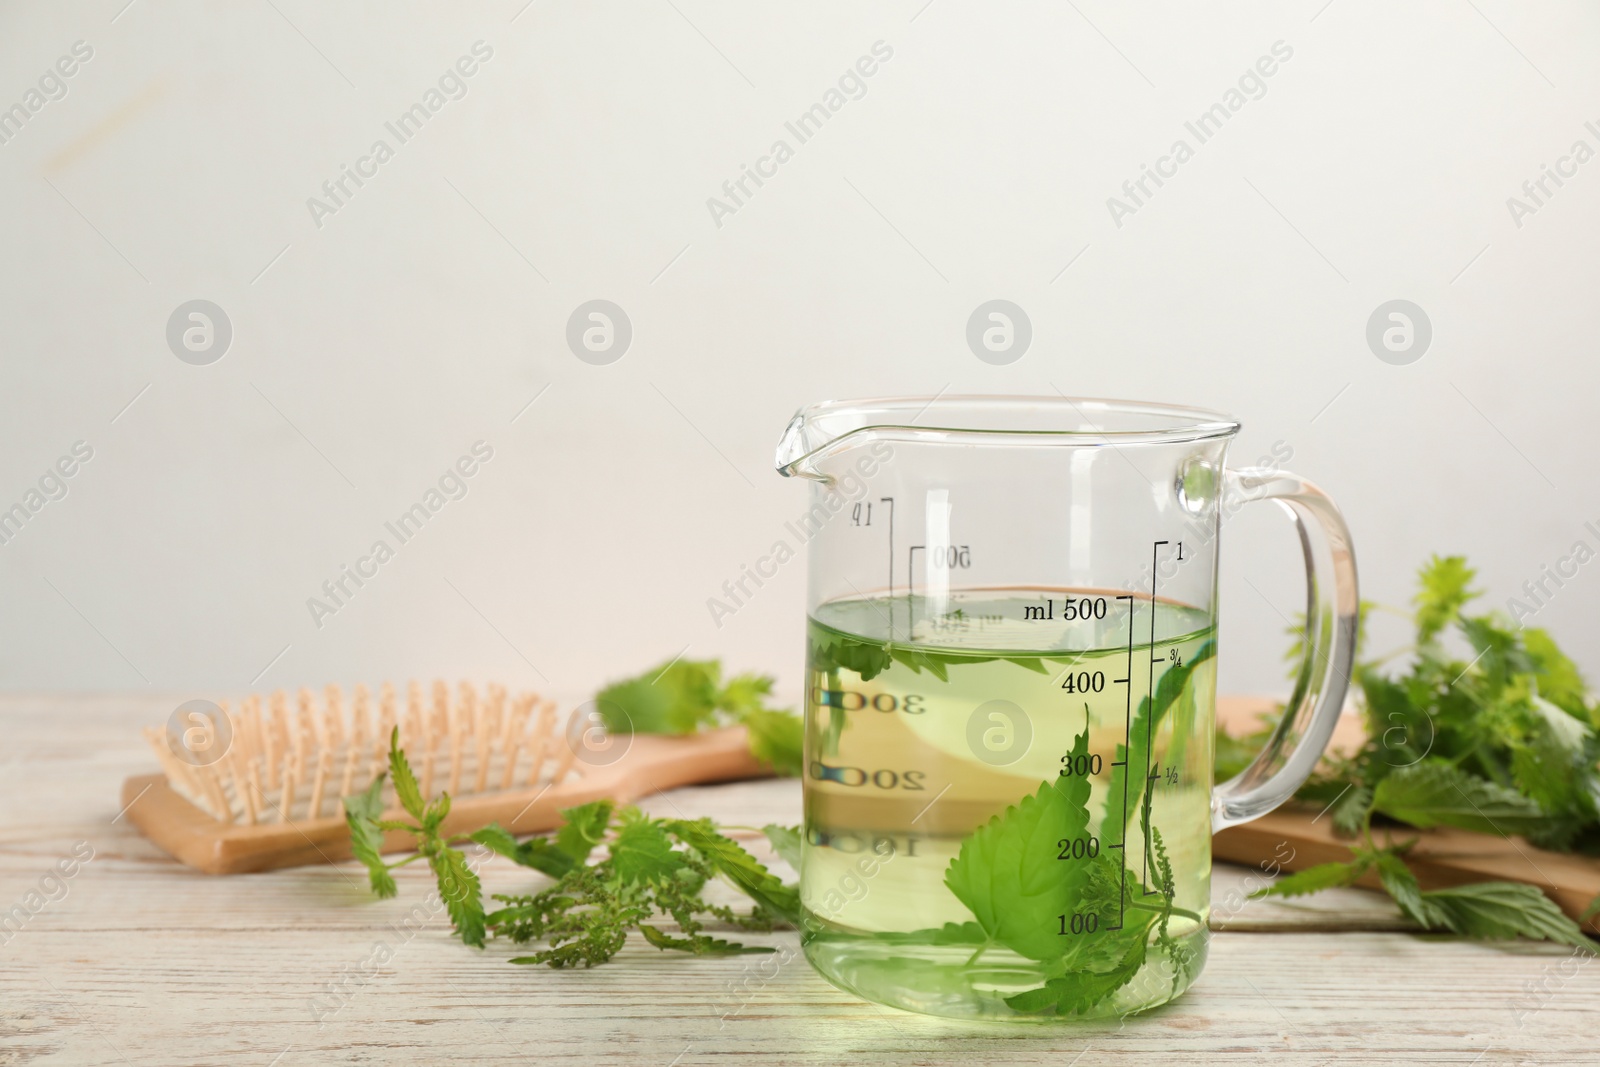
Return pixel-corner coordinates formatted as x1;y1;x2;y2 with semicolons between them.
802;592;1216;1019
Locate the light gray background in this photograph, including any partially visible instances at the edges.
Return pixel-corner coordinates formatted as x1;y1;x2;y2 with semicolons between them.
1;1;1595;707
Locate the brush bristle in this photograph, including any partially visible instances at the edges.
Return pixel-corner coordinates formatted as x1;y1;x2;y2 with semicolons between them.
145;681;576;825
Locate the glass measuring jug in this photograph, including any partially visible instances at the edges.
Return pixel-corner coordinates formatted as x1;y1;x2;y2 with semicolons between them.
774;396;1357;1020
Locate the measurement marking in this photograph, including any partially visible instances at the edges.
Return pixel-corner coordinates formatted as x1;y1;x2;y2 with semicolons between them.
881;496;895;639
1143;542;1167;891
907;545;923;617
1115;593;1135;931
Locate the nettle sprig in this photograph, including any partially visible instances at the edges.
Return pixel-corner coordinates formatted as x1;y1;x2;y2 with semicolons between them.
343;729;800;964
1230;555;1599;948
595;658;802;777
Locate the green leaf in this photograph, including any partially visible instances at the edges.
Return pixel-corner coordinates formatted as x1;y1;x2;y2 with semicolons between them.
1360;669;1433;772
1523;627;1591;720
1251;859;1368;900
1581;892;1600;925
666;818;800;925
946;723;1095;963
638;924;772;956
808;623;893;682
762;824;802;872
595;659;722;735
1414;555;1478;644
428;845;485;947
1419;881;1592;950
716;672;774;716
342;773;398;899
742;706;803;777
1331;784;1374;835
387;727;425;821
1371;849;1433;927
555;800;615;864
1004;932;1149;1016
422;792;451;834
1459;616;1535;686
469;824;575;879
888;647;950;682
1508;700;1593;830
610;815;685;885
1372;759;1545;834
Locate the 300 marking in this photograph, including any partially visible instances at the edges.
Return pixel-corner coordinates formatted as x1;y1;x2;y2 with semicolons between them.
1059;752;1103;778
810;689;925;714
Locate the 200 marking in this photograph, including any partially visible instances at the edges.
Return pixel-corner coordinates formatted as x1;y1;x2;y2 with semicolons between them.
1056;835;1101;860
808;763;927;791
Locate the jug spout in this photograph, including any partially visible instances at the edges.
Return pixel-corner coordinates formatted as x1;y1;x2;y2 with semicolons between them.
774;409;824;479
774;396;946;481
774;399;896;481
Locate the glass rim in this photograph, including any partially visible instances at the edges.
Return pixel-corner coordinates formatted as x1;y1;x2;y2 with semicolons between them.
778;394;1242;474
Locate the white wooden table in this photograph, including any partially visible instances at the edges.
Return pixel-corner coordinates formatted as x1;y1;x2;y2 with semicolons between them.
3;694;1596;1065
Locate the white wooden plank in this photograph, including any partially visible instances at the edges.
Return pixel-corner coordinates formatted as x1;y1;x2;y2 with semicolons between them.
2;694;1595;1066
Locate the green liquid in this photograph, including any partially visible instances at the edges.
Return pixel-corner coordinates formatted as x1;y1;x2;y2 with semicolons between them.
801;590;1218;1020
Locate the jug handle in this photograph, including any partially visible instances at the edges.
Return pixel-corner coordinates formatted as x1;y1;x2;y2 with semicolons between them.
1212;466;1359;832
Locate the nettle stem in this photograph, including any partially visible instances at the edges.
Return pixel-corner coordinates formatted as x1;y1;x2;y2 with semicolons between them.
1129;899;1201;925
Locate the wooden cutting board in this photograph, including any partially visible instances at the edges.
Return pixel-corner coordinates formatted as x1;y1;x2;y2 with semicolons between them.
1213;696;1600;927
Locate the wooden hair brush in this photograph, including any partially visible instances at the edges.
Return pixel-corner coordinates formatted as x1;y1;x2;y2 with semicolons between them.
122;680;770;875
